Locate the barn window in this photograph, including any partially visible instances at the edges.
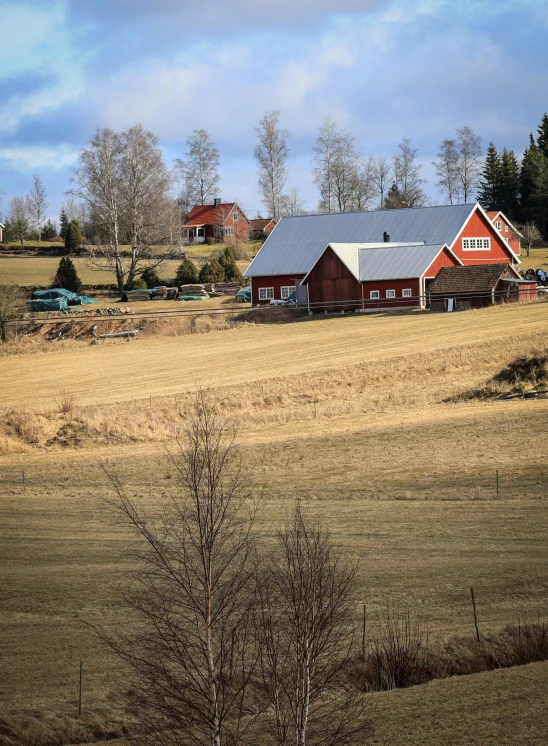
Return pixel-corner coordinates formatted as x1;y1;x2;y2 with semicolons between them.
281;285;295;299
495;221;502;231
370;290;380;300
386;289;396;298
258;287;274;301
462;237;490;251
505;224;508;232
402;288;412;297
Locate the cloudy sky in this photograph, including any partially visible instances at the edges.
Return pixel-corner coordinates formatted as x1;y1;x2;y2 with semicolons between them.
1;0;547;222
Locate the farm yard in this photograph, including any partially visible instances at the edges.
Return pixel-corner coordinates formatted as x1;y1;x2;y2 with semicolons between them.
1;294;548;745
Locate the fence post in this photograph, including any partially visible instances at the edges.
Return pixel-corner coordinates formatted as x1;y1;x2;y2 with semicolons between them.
362;604;367;661
470;587;480;642
78;660;83;716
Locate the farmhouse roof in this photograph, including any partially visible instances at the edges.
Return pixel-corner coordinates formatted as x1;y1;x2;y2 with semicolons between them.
183;202;240;227
245;203;476;277
249;218;274;231
428;264;519;294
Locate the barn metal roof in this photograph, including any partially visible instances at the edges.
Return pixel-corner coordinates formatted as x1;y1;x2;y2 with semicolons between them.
244;203;476;277
357;244;451;280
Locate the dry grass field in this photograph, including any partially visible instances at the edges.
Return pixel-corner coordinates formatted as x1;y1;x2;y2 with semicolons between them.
1;300;548;744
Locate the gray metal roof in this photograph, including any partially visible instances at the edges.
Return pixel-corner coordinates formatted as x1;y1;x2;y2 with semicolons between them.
357;244;447;280
244;203;475;277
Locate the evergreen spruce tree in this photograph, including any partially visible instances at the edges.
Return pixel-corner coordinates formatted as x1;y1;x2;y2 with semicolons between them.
519;135;542;222
52;257;83;293
198;258;224;284
537;112;548;159
65;220;82;252
59;209;69;240
175;258;199;286
141;267;161;288
477;142;502;210
218;247;243;282
499;148;520;220
42;219;57;240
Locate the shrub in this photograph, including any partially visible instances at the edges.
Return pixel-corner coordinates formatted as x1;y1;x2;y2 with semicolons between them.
199;258;224;284
65;220;82;252
141;267;162;288
218;246;243;282
175;258;199;285
52;257;83;293
131;278;148;290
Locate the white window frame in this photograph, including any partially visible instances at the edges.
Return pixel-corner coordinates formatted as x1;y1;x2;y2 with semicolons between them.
369;290;380;300
213;226;223;237
233;211;239;222
402;288;412;298
462;237;491;251
386;289;396;299
258;287;274;301
224;226;234;236
495;221;502;231
505;224;509;232
280;285;295;299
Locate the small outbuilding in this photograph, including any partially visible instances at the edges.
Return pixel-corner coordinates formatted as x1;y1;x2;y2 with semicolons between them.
428;263;536;311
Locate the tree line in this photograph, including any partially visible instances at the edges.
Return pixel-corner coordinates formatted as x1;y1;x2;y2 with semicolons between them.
1;112;547;292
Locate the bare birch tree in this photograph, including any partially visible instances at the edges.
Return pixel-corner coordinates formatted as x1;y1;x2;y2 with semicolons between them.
393;138;427;207
455;125;482;203
313;118;362;213
257;502;369;746
516;221;541;256
7;196;31;245
176;129;221;207
372;156;391;209
279;187;307;216
433;139;460;204
255;111;289;221
351;155;378;211
71;125;173;294
99;392;260;746
27;174;49;241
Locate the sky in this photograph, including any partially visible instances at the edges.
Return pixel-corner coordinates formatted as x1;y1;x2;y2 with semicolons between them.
0;0;547;223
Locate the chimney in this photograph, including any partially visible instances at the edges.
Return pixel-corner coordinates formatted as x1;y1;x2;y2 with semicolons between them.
214;198;221;207
383;231;390;243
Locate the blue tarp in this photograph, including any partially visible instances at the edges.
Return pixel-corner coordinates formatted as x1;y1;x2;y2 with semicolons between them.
31;288;96;305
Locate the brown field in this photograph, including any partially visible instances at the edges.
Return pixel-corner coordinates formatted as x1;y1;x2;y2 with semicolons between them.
1;300;548;743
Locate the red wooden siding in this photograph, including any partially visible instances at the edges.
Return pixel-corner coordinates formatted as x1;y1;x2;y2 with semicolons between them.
453;208;515;265
251;275;305;304
360;279;421;309
423;246;461;278
306;247;361;310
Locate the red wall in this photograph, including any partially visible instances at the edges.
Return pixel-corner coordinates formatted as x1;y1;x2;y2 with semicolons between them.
251;275;305;304
453;209;515;265
492;215;521;255
424;246;460;278
359;279;421;309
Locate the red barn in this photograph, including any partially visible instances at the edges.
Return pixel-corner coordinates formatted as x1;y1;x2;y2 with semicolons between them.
181;200;249;244
244;203;519;306
302;242;461;312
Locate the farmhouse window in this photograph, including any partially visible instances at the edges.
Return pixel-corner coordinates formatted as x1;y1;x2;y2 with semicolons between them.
462;237;491;251
402;288;412;297
281;285;295;299
495;221;502;231
258;287;274;301
505;224;508;232
370;290;380;300
214;226;223;237
233;212;239;222
386;289;396;298
224;226;234;236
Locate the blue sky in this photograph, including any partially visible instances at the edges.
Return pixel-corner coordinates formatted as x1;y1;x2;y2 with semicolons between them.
1;0;547;222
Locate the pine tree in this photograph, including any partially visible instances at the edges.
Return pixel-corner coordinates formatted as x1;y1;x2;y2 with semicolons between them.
65;220;82;252
499;148;520;220
175;258;199;286
519;135;542;222
52;257;83;293
477;142;502;210
218;247;243;282
59;209;69;240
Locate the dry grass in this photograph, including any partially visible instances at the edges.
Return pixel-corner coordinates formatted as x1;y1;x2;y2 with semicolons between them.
1;300;548;743
517;245;548;270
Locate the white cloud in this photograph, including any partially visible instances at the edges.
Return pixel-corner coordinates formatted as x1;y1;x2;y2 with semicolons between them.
0;1;87;132
0;145;79;171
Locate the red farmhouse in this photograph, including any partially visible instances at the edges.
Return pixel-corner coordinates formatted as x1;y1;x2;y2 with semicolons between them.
486;210;522;256
181;200;249;244
244;203;520;307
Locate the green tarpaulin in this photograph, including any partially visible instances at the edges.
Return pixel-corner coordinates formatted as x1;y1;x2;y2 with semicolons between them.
29;297;68;312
